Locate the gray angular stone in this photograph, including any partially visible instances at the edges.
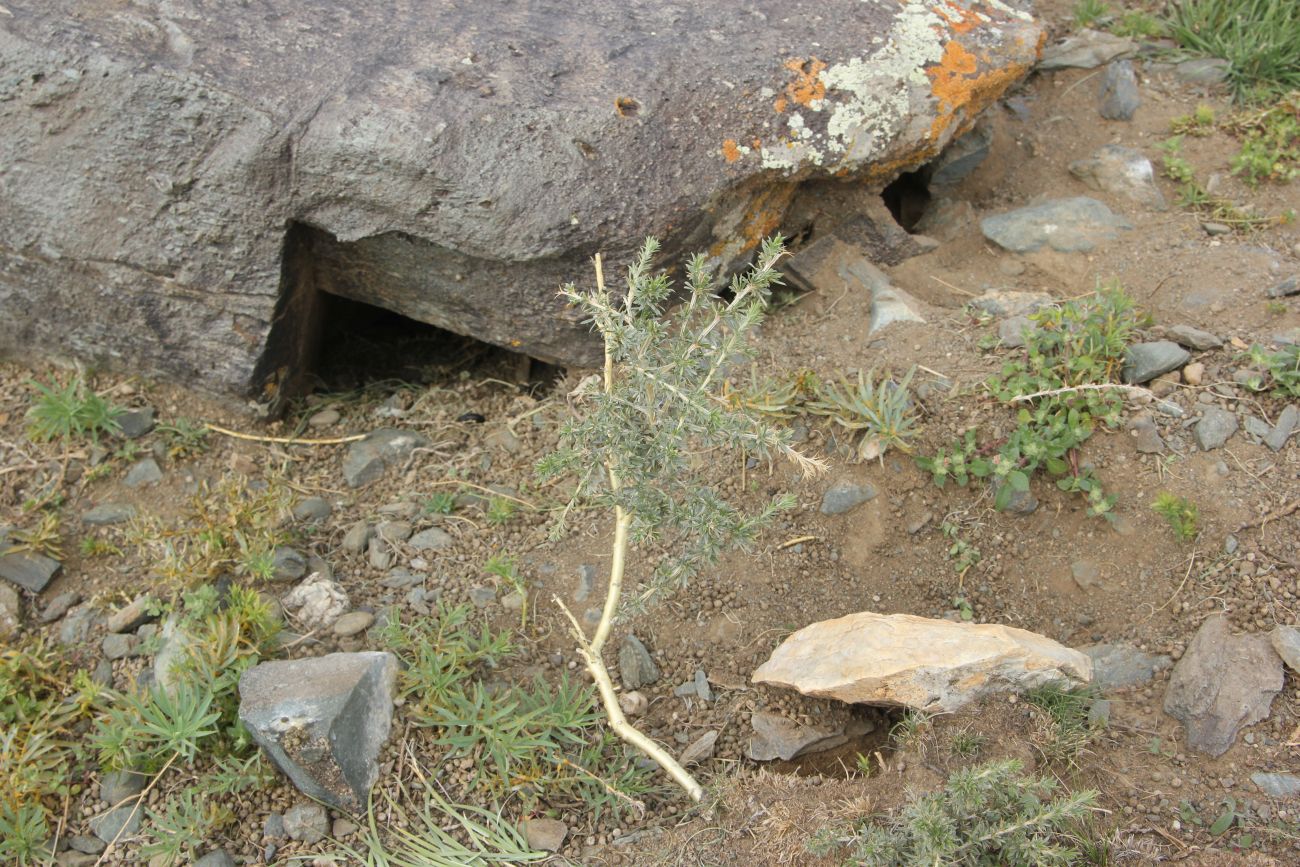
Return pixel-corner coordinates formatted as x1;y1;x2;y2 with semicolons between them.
523;817;569;853
1098;60;1140;121
375;520;413;543
1166;324;1223;351
283;802;329;845
193;851;236;867
239;651;398;810
124;458;162;488
271;546;308;582
1163;615;1282;756
679;730;720;766
0;548;61;592
1174;57;1230;85
101;632;137;660
468;585;496;607
106;595;155;633
928;119;992;187
1271;626;1300;672
1083;643;1171;691
263;812;287;840
292;497;332;523
56;853;98;867
1070;560;1102;590
1068;144;1164;210
1245;415;1273;439
1265;405;1297;452
67;836;105;855
59;605;97;645
89;802;141;844
981;197;1132;253
0;0;1040;401
969;290;1053;318
1040;29;1136;69
1252;773;1300;800
341;521;373;554
1194;408;1239;451
332;611;375;637
81;503;137;526
116;408;155;438
1265;276;1298;298
0;584;20;640
408;527;454;551
1127;414;1165;454
694;669;713;702
39;590;80;622
100;768;147;805
1122;341;1191;384
820;480;877;515
343;429;430;488
618;634;660;690
992;479;1037;514
746;710;849;761
998;315;1034;348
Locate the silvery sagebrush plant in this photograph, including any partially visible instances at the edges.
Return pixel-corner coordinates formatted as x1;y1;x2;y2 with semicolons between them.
537;235;824;800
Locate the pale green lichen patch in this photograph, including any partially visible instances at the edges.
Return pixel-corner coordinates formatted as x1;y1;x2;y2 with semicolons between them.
730;0;1038;176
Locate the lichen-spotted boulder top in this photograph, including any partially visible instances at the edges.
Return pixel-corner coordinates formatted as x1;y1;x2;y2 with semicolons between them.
0;1;1041;402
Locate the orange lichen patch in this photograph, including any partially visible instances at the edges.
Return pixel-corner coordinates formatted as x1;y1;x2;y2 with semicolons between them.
934;1;982;34
925;39;1033;143
752;137;763;150
779;57;827;111
708;182;797;260
773;95;789;113
722;139;742;164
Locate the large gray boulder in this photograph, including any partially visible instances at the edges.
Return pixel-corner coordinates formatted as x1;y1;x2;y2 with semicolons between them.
0;1;1040;404
238;651;398;810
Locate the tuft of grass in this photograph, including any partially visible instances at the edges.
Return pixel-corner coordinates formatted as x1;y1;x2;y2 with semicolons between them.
0;637;100;865
949;728;987;760
1073;0;1110;29
124;473;293;590
1110;9;1166;38
1025;683;1105;770
9;512;62;560
843;759;1101;866
1166;0;1300;101
484;496;517;526
25;375;123;444
805;368;919;462
1152;492;1199;541
423;491;457;515
380;604;656;818
323;784;547;866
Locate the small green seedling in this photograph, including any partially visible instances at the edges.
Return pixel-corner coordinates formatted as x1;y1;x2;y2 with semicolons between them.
1152;492;1199;541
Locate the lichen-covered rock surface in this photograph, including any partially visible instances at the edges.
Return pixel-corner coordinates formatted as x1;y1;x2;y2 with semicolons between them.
0;0;1041;400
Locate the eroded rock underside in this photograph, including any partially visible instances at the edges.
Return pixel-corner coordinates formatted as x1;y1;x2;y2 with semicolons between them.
0;0;1042;405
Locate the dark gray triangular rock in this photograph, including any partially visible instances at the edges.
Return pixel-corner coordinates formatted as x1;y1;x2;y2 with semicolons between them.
1163;615;1282;756
238;651;398;810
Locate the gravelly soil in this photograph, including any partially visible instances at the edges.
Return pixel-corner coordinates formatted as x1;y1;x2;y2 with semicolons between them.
2;1;1299;864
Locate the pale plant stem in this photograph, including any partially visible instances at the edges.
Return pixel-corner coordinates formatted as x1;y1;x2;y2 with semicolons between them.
554;595;703;801
1009;382;1154;403
564;252;704;801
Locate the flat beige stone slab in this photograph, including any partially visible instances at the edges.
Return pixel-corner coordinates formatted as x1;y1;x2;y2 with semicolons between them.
753;611;1091;713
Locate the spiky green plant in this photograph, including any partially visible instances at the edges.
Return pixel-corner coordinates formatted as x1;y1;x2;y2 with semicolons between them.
846;759;1100;865
25;375;123;444
537;236;822;799
806;367;919;461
